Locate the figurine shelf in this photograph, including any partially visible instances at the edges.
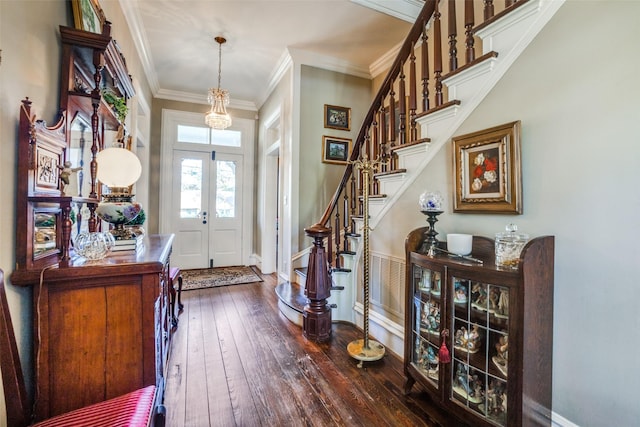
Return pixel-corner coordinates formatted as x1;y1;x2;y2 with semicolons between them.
404;227;554;427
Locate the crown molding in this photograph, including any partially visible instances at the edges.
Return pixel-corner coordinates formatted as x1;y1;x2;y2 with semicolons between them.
287;48;372;79
119;0;160;94
369;41;403;78
155;88;257;111
350;0;423;23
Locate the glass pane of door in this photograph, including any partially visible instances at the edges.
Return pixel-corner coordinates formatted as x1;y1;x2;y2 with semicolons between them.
215;160;236;218
180;158;203;218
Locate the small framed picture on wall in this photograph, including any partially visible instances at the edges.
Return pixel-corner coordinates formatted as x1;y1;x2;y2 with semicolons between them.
322;136;352;165
324;104;351;131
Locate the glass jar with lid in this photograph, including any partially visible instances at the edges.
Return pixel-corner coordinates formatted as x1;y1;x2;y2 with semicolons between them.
495;224;529;269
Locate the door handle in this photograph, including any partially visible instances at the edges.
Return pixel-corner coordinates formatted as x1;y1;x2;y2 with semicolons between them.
201;211;207;224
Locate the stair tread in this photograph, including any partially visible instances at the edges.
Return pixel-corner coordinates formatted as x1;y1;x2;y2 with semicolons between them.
373;168;407;178
332;267;352;273
389;139;430;153
275;281;307;313
358;194;387;199
294;267;307;278
414;99;461;120
441;51;499;81
338;250;356;255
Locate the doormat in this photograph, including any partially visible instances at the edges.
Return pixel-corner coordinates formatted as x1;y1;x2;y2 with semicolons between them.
181;266;263;291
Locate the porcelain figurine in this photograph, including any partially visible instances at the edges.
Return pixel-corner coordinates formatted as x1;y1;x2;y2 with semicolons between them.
454;324;482;354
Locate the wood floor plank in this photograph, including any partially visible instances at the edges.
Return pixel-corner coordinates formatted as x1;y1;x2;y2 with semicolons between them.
164;269;468;427
207;286;262;426
164;291;189;426
225;283;318;426
233;281;344;426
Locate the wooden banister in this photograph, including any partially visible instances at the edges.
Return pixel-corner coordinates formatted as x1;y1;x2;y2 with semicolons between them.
302;0;526;341
316;0;438;228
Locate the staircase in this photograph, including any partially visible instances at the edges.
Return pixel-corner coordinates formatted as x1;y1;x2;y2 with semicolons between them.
277;0;564;338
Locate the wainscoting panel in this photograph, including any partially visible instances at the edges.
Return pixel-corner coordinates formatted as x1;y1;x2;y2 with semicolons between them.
355;252;406;326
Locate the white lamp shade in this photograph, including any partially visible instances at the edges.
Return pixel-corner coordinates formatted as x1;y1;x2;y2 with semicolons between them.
96;147;142;187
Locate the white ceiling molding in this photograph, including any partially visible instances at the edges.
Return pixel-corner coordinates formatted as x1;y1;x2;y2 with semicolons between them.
287;48;372;79
257;49;294;110
154;88;257;111
351;0;423;23
118;0;160;95
369;41;403;78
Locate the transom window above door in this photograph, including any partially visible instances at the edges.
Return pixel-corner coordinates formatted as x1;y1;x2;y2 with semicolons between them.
177;124;241;148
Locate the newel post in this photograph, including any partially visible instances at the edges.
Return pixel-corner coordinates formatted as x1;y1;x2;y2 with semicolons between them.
303;223;332;342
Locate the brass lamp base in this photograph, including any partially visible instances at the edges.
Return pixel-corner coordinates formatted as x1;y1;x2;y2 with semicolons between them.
347;339;385;368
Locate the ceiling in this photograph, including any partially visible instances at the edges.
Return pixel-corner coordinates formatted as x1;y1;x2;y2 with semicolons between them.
119;0;420;111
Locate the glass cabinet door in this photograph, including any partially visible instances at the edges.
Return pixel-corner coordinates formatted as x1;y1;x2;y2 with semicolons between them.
410;264;443;388
450;276;509;426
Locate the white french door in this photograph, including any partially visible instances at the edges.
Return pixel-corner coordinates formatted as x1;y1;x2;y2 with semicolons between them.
171;149;243;269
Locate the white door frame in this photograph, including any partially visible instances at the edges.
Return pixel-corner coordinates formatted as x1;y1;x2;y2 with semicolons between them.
159;109;255;267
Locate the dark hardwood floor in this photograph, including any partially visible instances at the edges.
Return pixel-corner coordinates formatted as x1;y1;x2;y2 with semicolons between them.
164;269;466;427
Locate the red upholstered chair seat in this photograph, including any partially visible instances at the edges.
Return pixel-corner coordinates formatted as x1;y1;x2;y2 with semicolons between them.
33;385;156;427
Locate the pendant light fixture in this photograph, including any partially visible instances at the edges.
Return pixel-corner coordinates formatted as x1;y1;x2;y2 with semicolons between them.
205;36;232;130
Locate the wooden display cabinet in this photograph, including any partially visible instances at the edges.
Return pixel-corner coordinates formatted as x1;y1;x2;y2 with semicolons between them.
404;227;554;427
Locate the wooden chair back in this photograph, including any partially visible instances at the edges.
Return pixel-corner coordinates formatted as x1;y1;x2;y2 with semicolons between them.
0;268;31;426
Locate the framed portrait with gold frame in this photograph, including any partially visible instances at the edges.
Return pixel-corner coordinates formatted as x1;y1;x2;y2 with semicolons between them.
453;121;522;214
72;0;105;34
322;136;352;165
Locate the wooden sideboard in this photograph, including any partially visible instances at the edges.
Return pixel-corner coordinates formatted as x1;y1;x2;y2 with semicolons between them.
12;234;174;420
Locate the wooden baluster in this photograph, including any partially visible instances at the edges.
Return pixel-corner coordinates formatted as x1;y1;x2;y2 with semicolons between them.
409;42;417;143
484;0;494;21
370;124;379;195
388;89;396;149
505;0;514;9
327;224;333;271
343;192;350;252
398;72;406;146
379;105;388;171
357;160;364;216
448;0;458;72
434;1;444;106
334;212;341;269
350;173;357;232
421;29;430;112
372;119;379;162
465;0;475;64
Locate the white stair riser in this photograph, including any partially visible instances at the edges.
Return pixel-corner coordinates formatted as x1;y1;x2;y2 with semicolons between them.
329;271;355;323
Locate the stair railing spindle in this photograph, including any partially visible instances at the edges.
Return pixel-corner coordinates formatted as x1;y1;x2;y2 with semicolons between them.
448;0;458;72
388;88;396;148
343;192;350;252
464;0;475;63
334;212;341;269
409;44;418;143
398;72;407;146
379;105;388;172
433;1;444;106
421;29;430;112
484;0;495;20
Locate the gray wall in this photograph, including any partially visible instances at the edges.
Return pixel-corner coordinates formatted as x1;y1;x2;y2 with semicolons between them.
298;65;371;249
372;1;640;425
